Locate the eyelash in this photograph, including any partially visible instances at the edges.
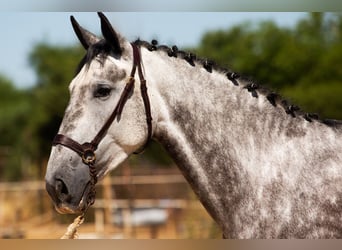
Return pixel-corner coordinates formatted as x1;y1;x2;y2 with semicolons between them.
93;84;112;99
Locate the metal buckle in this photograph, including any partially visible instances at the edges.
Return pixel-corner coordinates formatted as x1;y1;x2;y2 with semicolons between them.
82;149;96;165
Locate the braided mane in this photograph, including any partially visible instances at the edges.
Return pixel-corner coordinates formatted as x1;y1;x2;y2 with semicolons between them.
134;39;342;128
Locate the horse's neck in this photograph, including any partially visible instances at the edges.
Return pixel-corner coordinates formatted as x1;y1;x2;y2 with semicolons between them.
147;49;292;169
144;48;342;236
146;49;266;221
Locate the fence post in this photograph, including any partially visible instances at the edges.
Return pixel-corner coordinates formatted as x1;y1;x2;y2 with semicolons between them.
102;174;113;226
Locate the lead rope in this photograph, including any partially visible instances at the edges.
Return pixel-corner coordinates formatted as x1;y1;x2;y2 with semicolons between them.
60;214;84;239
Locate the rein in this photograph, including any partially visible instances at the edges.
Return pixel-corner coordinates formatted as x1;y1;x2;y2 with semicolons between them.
52;43;152;211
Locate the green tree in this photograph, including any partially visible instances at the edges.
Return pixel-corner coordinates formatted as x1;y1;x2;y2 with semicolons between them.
195;13;342;119
26;44;84;164
0;75;32;180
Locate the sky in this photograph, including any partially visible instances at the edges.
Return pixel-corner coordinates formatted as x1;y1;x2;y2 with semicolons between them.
0;12;307;89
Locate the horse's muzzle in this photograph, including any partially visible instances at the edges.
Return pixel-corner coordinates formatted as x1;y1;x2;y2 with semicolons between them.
45;178;89;214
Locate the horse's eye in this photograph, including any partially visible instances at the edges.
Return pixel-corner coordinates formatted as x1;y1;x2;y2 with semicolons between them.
94;85;112;98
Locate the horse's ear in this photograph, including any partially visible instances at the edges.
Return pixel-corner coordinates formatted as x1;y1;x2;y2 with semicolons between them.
70;15;99;50
97;12;123;56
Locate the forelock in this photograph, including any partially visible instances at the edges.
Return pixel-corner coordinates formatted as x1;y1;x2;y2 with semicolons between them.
75;39;112;75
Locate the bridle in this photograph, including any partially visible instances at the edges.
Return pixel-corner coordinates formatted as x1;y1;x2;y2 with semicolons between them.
53;43;152;163
52;43;152;210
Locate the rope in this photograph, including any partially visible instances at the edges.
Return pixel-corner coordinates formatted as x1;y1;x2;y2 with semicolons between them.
60;215;84;239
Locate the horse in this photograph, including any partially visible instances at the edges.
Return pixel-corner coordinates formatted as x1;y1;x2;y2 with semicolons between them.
45;13;342;238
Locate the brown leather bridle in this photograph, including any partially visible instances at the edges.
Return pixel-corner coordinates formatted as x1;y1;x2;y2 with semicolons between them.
52;42;152;169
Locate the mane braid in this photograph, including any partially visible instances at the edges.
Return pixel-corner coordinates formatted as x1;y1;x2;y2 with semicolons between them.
133;39;342;126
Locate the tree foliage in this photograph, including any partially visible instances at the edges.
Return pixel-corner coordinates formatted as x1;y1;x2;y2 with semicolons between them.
195;13;342;119
0;75;32;180
1;13;342;181
26;44;84;159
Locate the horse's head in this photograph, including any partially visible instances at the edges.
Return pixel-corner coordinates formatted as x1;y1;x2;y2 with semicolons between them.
45;13;153;214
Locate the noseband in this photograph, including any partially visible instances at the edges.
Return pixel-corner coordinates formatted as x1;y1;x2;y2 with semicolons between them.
52;43;152;167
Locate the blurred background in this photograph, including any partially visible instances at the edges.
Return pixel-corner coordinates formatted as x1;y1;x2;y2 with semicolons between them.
1;12;342;238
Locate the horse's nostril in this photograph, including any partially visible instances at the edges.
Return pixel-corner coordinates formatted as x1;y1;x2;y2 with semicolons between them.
56;179;67;194
55;179;71;202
